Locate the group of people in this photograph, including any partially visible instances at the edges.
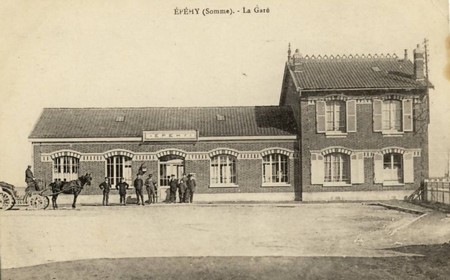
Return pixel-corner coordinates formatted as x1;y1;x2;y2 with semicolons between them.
98;173;196;206
168;173;197;203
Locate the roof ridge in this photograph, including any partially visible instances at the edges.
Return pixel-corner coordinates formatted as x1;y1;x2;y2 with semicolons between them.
303;53;399;61
43;105;286;110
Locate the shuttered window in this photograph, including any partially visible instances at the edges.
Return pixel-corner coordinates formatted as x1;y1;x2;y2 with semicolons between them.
373;99;413;133
324;153;350;183
317;100;356;134
383;153;403;183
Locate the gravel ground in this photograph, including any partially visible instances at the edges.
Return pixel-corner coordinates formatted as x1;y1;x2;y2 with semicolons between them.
1;203;449;279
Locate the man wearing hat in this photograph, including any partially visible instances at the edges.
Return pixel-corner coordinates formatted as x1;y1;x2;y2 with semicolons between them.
25;165;36;192
186;173;197;203
168;174;178;203
99;177;112;206
177;173;188;203
134;174;145;206
145;173;157;204
116;177;129;205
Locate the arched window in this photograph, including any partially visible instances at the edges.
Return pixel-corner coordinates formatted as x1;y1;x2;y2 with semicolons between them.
382;100;402;131
210;155;237;185
106;156;132;186
262;154;289;184
324;153;350;183
383;153;403;183
53;156;80;181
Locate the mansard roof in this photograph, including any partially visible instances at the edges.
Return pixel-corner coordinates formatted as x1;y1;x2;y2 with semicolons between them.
29;106;298;139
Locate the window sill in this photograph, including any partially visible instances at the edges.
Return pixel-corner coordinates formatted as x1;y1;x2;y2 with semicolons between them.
382;131;404;137
261;183;291;188
325;132;348;138
209;184;239;188
323;182;352;187
382;182;405;187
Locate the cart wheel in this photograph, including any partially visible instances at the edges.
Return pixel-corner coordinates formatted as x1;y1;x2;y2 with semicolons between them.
28;194;48;210
1;191;16;211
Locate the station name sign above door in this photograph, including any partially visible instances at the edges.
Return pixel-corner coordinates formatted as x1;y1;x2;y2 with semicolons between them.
142;130;198;142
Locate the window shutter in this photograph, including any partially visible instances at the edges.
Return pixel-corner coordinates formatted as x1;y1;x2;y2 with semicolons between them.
350;152;365;184
316;101;326;133
373;153;384;183
373;99;382;132
311;153;324;185
402;99;413;132
403;152;414;183
346;100;357;132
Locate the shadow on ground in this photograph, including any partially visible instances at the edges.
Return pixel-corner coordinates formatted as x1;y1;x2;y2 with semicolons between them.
2;243;449;280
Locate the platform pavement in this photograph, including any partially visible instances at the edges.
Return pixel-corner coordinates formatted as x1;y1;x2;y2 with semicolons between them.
45;190;413;206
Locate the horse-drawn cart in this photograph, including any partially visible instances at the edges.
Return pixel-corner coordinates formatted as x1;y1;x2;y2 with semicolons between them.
1;174;92;211
0;181;51;210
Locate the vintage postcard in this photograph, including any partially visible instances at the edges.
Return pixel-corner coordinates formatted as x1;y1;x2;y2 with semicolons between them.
1;0;449;279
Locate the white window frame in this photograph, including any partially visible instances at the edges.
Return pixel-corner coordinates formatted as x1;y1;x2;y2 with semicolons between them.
53;156;80;181
210;155;237;187
262;154;290;186
382;100;402;132
383;153;403;185
106;155;132;186
325;101;346;133
323;153;351;186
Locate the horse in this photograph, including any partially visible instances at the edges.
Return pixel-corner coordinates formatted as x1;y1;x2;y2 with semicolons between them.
51;173;92;209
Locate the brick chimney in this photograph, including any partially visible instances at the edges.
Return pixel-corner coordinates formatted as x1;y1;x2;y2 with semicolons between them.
290;49;304;71
413;44;424;81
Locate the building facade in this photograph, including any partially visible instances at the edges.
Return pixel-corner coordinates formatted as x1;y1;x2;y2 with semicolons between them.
29;44;431;201
29;107;301;199
279;45;431;200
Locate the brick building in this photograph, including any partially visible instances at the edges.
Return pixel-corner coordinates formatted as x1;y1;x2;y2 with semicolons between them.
29;44;431;201
29;107;301;199
280;44;431;200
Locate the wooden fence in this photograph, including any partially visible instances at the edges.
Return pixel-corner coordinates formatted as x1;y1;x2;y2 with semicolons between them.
424;178;450;205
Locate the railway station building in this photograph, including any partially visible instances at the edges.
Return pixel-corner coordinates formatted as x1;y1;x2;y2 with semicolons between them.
29;44;431;201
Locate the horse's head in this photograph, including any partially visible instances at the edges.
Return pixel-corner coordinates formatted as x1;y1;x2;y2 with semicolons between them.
80;173;92;186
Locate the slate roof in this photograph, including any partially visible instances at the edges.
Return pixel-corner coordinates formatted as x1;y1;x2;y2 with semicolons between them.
289;55;431;90
29;106;298;139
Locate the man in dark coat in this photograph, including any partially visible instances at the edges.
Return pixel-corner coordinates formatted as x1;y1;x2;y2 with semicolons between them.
177;173;187;203
169;174;178;203
25;165;36;192
186;173;197;203
116;177;129;205
134;174;145;206
145;174;157;204
99;177;111;206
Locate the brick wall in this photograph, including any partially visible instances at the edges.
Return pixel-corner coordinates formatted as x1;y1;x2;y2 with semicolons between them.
298;90;429;193
32;140;299;195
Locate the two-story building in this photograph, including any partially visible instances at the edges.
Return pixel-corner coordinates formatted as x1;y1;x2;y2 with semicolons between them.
279;45;431;200
28;44;431;201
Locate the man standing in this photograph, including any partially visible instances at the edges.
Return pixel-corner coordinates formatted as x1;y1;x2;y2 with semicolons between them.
116;177;129;206
186;173;197;203
134;174;145;206
145;173;157;204
178;173;187;203
169;174;178;203
25;165;36;192
99;177;111;206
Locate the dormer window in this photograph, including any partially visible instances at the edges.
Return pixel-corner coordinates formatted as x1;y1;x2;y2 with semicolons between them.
216;114;226;121
115;116;125;122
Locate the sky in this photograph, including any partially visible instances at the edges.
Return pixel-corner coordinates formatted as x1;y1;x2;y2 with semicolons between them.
0;0;449;186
